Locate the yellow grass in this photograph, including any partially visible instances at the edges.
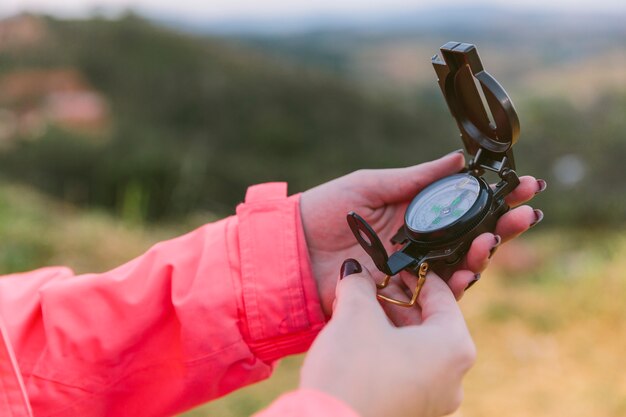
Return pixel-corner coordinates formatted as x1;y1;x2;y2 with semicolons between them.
459;232;626;417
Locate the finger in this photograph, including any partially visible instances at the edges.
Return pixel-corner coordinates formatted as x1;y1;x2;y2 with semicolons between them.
446;270;480;300
358;150;466;205
418;272;467;332
335;260;388;324
464;232;500;272
401;268;475;304
494;205;543;242
452;207;539;278
379;278;423;327
504;176;547;207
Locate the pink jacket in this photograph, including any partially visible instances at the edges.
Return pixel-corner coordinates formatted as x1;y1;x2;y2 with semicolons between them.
0;183;359;417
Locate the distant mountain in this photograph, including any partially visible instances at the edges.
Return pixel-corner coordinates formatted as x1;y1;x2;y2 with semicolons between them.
152;6;626;35
183;7;626;103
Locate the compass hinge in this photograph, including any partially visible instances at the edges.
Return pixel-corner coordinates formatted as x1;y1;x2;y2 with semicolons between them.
387;251;417;276
493;167;521;201
469;147;516;175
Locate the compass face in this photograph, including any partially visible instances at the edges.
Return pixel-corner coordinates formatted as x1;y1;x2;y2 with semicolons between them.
405;174;481;233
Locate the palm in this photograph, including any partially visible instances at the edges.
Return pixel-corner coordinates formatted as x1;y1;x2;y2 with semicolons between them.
301;174;415;314
320;204;405;265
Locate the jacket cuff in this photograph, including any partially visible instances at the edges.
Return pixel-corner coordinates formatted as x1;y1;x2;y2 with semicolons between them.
236;183;325;363
253;389;361;417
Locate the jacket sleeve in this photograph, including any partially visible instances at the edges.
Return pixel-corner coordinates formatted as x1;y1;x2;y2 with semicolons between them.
0;182;326;417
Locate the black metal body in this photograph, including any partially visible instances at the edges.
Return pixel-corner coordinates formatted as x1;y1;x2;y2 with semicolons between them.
347;42;523;282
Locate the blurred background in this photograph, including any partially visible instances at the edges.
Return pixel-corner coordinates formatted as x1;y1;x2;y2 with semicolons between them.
0;0;625;416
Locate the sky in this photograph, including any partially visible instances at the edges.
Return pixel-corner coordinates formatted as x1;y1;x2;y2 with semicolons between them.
2;0;626;20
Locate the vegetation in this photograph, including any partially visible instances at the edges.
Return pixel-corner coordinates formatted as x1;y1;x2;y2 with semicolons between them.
0;15;457;220
0;178;188;274
0;14;624;225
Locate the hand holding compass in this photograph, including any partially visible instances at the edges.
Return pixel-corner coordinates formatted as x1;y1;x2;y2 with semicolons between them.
300;159;542;319
345;42;541;307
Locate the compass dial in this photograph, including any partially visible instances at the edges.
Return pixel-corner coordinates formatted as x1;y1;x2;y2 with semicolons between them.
406;174;481;233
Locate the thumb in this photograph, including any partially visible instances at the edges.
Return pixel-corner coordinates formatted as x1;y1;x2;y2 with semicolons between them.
360;150;465;205
419;272;468;333
333;259;387;322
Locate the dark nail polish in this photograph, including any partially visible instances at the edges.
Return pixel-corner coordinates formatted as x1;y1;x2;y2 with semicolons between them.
465;274;481;291
535;179;547;194
445;148;464;157
488;235;502;259
530;209;544;228
340;258;362;279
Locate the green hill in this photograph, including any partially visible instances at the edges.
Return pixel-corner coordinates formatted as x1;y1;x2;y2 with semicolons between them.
0;14;458;220
0;13;624;226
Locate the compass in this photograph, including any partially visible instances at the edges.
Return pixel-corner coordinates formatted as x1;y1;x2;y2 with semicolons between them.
347;42;523;307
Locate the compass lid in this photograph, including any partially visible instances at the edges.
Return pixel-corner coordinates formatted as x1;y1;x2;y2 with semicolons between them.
432;42;520;161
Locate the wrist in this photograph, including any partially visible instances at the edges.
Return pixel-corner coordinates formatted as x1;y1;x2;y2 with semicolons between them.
298;190;335;318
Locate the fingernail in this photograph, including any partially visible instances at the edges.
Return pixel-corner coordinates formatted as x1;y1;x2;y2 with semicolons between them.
445;148;464;157
488;235;502;259
530;209;544;228
340;258;362;279
535;179;547;194
465;273;481;291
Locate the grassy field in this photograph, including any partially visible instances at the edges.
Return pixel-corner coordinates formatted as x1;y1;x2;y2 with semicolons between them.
1;180;625;417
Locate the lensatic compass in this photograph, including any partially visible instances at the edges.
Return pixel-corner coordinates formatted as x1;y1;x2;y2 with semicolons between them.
348;42;522;307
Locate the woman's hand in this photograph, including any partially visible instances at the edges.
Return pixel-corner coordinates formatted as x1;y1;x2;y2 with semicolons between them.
300;260;475;417
300;151;544;316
